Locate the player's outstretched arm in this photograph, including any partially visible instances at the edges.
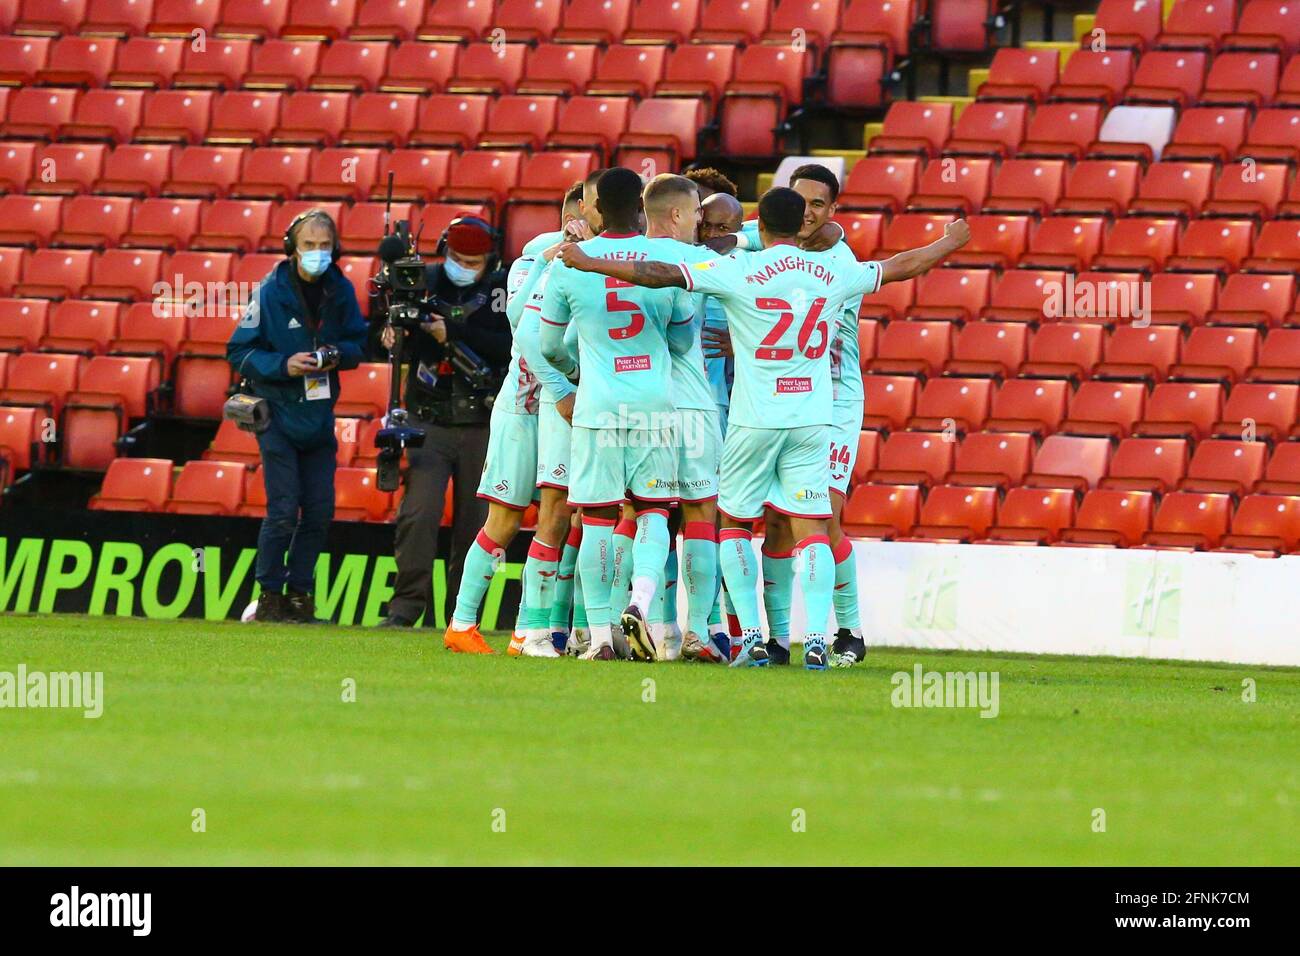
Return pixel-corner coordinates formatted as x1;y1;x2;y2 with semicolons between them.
880;219;971;284
556;243;687;289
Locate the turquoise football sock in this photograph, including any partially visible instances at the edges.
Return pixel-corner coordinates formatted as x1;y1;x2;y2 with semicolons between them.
662;544;678;628
608;517;636;611
629;508;671;614
682;521;718;637
572;563;587;629
832;535;863;633
796;534;835;642
523;537;561;631
451;529;505;629
762;545;795;649
549;523;581;632
718;527;761;631
577;515;615;632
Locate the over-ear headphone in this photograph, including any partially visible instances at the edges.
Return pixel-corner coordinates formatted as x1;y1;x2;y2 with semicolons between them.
435;215;500;272
283;209;342;262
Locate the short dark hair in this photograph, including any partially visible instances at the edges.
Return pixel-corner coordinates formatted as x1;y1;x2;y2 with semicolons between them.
563;180;584;208
789;163;840;202
584;167;610;188
596;167;644;224
758;187;805;237
685;167;738;198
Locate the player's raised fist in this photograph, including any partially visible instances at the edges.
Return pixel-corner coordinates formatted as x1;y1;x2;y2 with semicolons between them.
945;218;972;248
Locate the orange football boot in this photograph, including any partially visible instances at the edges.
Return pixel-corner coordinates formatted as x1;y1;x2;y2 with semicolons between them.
506;630;525;657
444;624;495;654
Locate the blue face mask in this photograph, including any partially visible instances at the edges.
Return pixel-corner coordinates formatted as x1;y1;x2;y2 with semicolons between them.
443;256;482;287
299;249;331;278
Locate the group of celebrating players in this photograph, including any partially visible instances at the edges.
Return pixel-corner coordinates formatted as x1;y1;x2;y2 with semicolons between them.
435;162;970;669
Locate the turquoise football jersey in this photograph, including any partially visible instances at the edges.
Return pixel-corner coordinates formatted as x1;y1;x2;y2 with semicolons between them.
540;233;694;430
680;243;881;428
644;237;714;412
517;261;578;403
738;220;866;403
493;229;565;414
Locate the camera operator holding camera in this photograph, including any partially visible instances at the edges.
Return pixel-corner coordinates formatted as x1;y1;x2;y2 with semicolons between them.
226;209;368;624
376;216;512;628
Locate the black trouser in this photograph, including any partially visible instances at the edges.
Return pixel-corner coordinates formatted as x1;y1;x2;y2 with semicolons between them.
255;420;335;595
388;413;490;625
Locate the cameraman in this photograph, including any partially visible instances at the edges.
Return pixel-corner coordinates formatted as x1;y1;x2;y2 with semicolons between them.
226;209;368;624
377;217;511;628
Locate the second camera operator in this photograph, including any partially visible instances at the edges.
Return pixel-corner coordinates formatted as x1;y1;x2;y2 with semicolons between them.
377;217;512;628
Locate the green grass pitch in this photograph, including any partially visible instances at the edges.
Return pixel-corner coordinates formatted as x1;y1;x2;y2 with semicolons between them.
1;613;1297;865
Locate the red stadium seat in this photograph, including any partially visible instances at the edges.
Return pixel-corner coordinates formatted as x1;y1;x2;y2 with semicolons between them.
615;97;706;171
1101;437;1190;494
1093;325;1180;385
658;42;737;103
1018;103;1103;162
986;377;1070;436
983;270;1067;326
0;403;44;478
907;269;993;323
190;199;273;253
907;485;1000;541
982;158;1068;217
377;148;454;202
309;39;390;92
1242;221;1300;274
335;362;390;418
1220;494;1300;555
34;35;118;87
835;212;885;261
873;434;956;489
339;200;411;255
1128;161;1215;218
23;143;106;198
281;0;359;40
1059;489;1153;547
1024;434;1112;492
88;457;174;511
1133;382;1225;440
91;144;174;199
1050;49;1134;106
1142;491;1232;549
1060;380;1147;439
1162;106;1250;164
0;351;84;417
547;0;630;43
907;158;993;216
62;354;159;468
945;321;1030;379
0;248;25;297
410;93;491;150
299;147;382;202
826;0;913;110
948;430;1035;488
164;459;246;514
861;374;919;432
1019;216;1106;272
518;43;600;97
879;213;951;255
1023;315;1116;379
1248;331;1300;384
839;156;922;214
269;91;351;147
1056;160;1142;217
229;146;311;201
1165;219;1254;275
907;377;994;433
841;483;921;538
857;272;913;320
983;486;1075;543
107;36;185;87
548;95;633;162
439;149;523;217
51;195;133;248
379;40;459;94
417;0;493;42
1179;438;1268;497
109;300;187;366
14;248;92;299
0;87;79;141
1092;217;1181;273
1212;382;1299;441
58;88;145;146
204;91;283;147
869;101;953;158
586;43;666;98
1209;273;1296;329
1124;50;1209;108
40;299;121;354
623;0;700;44
1204;161;1287;220
943;102;1028;158
976;47;1059;103
83;247;164;301
1155;0;1237;54
0;297;49;350
478;95;560;151
867;320;953;377
446;42;528;95
173;37;253;89
1168;327;1260;385
160;145;243;199
0;142;38;195
0;35;51;86
134;89;213;144
1200;52;1280;109
242;38;324;91
334;466;391;521
1224;0;1300;55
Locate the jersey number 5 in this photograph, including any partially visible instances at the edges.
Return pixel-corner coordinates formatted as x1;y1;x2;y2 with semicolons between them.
755;297;829;360
605;277;644;340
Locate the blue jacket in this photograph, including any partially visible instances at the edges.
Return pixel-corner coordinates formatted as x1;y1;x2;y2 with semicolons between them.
226;259;369;451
